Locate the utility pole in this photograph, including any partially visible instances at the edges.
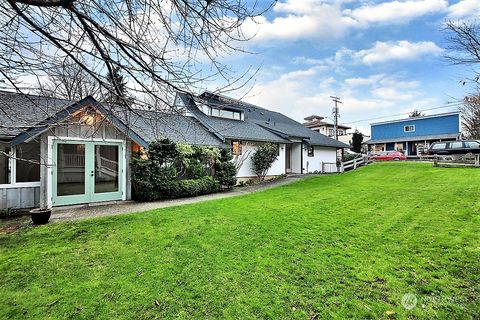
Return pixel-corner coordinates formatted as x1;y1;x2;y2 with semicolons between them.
330;96;342;140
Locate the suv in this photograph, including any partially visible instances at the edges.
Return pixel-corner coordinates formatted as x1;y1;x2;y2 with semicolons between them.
427;140;480;155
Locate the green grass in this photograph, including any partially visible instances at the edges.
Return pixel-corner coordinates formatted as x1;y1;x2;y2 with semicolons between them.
1;162;479;319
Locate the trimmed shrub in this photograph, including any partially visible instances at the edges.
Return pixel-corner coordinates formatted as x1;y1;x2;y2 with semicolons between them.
178;176;221;197
215;149;237;189
251;143;279;181
131;139;225;201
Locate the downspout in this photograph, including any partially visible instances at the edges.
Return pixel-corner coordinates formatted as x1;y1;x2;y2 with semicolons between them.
300;142;303;174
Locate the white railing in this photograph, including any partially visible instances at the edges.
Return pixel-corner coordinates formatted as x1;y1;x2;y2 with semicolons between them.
62;154;85;167
100;156;118;172
338;155;371;172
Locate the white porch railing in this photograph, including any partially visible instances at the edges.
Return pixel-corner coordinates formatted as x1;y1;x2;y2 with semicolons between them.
62;154;85;167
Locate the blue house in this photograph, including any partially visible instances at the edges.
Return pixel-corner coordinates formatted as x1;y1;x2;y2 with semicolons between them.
366;112;461;156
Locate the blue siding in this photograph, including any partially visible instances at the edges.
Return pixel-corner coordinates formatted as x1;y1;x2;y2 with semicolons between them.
371;114;460;140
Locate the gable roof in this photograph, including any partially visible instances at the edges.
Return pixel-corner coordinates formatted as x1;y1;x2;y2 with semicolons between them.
0;90;71;139
1;92;227;148
1;90;347;149
183;92;348;148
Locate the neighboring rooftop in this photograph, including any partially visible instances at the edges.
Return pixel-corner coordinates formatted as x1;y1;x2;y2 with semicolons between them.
370;111;461;126
303;115;351;130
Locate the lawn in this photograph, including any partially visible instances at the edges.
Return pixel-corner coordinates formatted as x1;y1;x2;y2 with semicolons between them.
0;162;479;319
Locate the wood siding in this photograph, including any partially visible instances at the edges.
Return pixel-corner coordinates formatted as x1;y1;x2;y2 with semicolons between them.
0;186;40;209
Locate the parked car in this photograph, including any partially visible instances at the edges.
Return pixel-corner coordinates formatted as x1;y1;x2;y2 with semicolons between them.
427;140;480;155
369;151;406;161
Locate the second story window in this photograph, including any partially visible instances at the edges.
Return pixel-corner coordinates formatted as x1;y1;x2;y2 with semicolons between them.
208;107;242;120
404;125;415;132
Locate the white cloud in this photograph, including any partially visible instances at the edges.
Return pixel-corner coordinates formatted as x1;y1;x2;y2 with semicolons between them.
354;40;443;64
345;74;387;87
448;0;480;19
242;2;356;42
244;65;426;128
241;0;449;43
345;0;448;25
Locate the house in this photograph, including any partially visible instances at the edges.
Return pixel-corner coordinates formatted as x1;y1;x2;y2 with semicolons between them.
0;90;347;210
303;115;351;138
365;112;461;156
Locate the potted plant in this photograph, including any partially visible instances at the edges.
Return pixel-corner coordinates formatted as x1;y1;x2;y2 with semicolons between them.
30;207;51;225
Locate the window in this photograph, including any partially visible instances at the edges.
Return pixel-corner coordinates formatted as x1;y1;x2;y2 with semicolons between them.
307;146;314;157
465;141;480;148
232;141;242;155
450;141;463;149
208;107;242;120
0;143;10;184
328;128;334;136
15;141;40;183
432;143;446;150
404;125;415;132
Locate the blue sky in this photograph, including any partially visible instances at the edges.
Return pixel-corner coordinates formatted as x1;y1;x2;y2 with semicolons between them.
221;0;480;134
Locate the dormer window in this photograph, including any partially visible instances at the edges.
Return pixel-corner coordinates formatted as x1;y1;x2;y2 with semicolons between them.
207;106;243;120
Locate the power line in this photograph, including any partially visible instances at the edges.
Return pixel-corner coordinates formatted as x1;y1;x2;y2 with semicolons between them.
330;95;342;140
343;101;465;125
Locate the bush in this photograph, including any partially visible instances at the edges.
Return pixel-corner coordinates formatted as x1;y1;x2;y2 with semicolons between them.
251;143;279;181
185;159;208;179
131;139;225;201
215;149;237;189
178;176;221;197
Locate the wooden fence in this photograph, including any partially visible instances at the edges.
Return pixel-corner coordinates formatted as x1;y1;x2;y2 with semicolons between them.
339;155;371;172
431;154;480;168
319;155;371;174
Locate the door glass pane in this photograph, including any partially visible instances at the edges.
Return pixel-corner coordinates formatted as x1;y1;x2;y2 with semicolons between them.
57;144;85;196
95;145;119;193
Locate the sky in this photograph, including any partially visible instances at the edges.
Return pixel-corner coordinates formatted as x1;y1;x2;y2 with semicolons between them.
219;0;480;134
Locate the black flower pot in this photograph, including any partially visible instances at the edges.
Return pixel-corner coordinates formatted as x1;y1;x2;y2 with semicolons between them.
30;208;52;225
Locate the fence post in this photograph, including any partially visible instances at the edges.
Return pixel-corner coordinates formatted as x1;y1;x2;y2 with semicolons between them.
476;154;480;167
433;156;438;167
340;162;344;173
321;162;325;174
353;158;357;169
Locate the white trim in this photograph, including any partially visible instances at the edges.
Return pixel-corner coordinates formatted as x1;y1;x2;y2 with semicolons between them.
47;136;127;207
121;139;127;201
0;182;40;189
47;136;54;208
404;125;415;133
11;147;16;184
52;136;126;143
0;144;42;189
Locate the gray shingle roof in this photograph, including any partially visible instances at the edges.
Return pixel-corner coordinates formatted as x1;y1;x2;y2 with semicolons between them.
190;92;348;148
123;110;228;147
0;91;72;139
0;92;226;147
1;90;348;149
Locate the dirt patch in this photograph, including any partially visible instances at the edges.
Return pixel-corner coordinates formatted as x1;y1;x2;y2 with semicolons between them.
0;216;30;234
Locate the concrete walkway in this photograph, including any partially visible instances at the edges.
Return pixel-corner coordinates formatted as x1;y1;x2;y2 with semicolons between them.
50;176;306;223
